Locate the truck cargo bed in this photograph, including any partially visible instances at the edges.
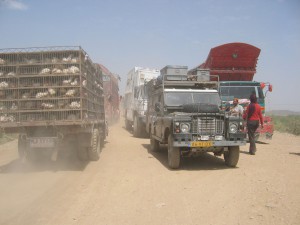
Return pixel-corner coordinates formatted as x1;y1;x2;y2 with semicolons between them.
0;46;105;131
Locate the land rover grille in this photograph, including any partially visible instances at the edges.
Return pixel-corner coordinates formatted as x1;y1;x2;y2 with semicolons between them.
192;117;224;135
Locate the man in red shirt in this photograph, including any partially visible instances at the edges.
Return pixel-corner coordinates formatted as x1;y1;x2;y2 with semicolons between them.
243;94;264;155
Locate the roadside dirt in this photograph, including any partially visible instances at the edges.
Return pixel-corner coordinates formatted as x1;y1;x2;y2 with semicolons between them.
0;121;299;225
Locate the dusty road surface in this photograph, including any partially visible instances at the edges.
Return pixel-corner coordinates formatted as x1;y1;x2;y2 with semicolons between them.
0;121;299;225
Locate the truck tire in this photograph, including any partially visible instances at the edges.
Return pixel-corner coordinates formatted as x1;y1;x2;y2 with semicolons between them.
167;134;180;169
224;146;240;167
150;133;160;152
133;116;141;137
88;129;101;161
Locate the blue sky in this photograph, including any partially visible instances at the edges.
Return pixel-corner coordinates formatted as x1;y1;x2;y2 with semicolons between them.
0;0;299;111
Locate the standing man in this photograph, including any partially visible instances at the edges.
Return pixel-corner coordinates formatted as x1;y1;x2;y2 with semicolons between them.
230;98;244;116
243;94;264;155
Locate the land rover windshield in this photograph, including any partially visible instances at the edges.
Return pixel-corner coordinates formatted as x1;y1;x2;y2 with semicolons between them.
164;90;221;107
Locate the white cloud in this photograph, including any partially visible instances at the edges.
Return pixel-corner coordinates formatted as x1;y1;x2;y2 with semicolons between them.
0;0;28;10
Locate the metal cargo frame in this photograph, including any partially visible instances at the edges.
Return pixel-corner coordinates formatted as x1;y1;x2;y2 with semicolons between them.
0;46;104;129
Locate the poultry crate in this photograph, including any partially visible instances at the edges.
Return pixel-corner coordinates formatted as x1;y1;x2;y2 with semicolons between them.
0;46;105;128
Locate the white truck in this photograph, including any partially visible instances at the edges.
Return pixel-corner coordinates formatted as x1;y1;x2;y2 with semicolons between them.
124;67;159;137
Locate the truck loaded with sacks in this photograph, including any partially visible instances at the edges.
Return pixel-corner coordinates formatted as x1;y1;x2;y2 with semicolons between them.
0;46;106;162
146;65;246;169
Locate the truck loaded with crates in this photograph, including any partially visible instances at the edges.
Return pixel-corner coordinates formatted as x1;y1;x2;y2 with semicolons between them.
191;42;274;141
146;65;246;169
0;46;106;162
124;67;159;137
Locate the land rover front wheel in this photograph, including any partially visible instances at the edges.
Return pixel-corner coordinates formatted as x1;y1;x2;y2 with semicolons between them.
224;146;240;167
168;135;180;169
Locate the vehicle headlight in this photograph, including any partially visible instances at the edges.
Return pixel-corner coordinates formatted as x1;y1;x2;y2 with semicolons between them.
180;123;190;133
229;123;238;133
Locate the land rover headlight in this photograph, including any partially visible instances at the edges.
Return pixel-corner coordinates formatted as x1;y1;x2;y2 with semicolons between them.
229;122;238;133
180;123;190;133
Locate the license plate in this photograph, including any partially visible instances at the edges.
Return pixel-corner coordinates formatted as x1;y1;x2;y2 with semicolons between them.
29;138;55;148
191;141;212;147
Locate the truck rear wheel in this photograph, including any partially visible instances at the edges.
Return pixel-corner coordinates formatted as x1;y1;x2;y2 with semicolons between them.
150;133;160;152
88;129;101;161
167;135;180;169
224;146;240;167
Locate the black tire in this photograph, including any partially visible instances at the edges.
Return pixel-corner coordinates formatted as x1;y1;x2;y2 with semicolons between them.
167;135;180;169
88;129;101;161
150;133;160;152
224;146;240;167
133;116;141;137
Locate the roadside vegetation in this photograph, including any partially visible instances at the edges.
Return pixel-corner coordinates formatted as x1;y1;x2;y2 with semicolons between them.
271;115;300;136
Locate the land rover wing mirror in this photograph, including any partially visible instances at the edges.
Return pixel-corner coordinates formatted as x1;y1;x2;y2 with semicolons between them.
155;102;161;112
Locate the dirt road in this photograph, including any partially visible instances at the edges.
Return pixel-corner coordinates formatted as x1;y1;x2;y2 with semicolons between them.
0;121;299;225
